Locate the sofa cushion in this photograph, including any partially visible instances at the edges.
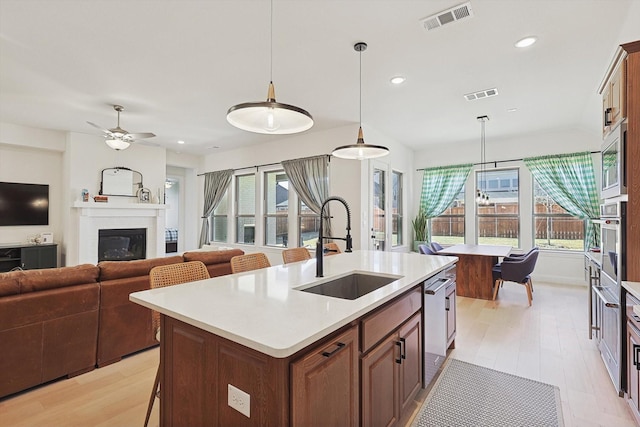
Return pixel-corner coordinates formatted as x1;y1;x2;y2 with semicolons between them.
18;264;99;293
0;274;20;297
98;255;183;281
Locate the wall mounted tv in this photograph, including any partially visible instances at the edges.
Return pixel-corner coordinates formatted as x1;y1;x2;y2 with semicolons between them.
0;182;49;226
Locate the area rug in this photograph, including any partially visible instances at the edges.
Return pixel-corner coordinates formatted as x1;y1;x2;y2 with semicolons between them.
411;358;564;427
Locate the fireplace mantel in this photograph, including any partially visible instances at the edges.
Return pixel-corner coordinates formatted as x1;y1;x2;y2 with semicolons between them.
68;202;167;265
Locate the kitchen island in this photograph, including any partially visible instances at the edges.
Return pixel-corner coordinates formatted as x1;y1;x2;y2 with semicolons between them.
131;250;457;427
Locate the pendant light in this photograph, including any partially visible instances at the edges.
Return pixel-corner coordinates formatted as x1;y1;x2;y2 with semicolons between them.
226;0;313;134
332;42;389;160
476;115;490;206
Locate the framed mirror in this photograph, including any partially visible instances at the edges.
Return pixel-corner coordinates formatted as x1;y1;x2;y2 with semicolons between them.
100;167;143;197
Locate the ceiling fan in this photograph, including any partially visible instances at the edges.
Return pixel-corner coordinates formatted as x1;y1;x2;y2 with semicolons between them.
87;105;156;150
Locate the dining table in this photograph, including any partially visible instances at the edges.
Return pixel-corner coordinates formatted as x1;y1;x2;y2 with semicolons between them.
436;243;512;300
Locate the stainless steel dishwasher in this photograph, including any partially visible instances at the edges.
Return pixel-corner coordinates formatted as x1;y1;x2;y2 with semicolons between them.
423;265;456;387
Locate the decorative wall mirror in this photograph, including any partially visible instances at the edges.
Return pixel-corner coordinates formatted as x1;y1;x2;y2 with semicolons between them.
100;167;143;197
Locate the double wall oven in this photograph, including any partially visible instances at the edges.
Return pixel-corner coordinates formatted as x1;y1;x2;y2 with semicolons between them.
592;200;627;396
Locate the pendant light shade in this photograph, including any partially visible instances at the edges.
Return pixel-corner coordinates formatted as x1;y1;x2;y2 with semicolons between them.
476;115;490;205
226;1;313;135
332;42;389;160
227;82;313;134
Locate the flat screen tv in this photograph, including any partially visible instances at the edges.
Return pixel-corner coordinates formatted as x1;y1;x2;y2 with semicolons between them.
0;182;49;226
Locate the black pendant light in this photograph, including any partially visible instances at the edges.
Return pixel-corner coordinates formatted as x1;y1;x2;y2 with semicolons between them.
332;42;389;160
226;0;313;134
476;115;490;205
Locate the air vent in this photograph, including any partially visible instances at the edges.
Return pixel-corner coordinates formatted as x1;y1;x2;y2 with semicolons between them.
420;2;474;31
464;88;499;101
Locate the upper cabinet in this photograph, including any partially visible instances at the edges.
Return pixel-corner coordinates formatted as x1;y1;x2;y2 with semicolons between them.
600;51;627;138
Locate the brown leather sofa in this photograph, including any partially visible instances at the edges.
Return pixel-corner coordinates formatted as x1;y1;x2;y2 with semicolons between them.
0;248;244;398
0;264;100;398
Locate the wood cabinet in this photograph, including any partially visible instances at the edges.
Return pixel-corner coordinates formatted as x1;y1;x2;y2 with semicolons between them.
360;286;422;427
626;292;640;424
601;58;626;137
0;243;57;272
291;325;359;427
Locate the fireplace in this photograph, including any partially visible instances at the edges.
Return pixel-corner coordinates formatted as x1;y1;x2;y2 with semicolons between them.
98;228;147;262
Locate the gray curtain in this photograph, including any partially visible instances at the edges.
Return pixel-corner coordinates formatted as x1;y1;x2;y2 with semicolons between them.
281;155;331;239
198;169;234;247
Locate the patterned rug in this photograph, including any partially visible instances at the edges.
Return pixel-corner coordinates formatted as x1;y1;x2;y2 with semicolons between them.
412;358;564;427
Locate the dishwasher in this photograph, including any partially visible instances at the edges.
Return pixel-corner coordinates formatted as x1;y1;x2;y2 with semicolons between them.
423;265;456;387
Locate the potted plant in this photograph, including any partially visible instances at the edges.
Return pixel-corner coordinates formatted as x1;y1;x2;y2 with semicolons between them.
412;209;428;252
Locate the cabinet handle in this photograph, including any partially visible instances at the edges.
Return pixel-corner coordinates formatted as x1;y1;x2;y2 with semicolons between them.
445;296;450;311
395;341;402;364
322;342;345;358
400;337;406;360
634;345;640;371
604;107;612;126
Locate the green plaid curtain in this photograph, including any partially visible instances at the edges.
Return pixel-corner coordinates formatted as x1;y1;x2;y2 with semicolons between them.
419;164;472;240
524;152;600;250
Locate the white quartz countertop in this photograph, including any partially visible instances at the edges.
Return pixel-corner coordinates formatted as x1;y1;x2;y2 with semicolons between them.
623;281;640;300
130;250;457;358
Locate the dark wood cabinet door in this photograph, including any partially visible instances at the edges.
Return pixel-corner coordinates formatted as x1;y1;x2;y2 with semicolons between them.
291;325;359;427
20;245;56;269
361;332;400;427
398;313;422;415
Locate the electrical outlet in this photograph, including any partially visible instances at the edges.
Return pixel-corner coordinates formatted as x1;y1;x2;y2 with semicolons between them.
228;384;250;418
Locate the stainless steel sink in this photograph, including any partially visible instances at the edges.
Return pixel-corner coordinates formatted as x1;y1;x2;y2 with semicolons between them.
296;272;403;300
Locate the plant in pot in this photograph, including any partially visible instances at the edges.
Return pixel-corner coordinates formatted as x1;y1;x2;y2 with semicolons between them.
412;209;428;252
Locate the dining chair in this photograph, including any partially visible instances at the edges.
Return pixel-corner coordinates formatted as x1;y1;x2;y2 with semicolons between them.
418;244;435;255
492;249;539;306
230;252;271;273
494;246;539;291
430;241;444;253
323;242;341;256
282;247;311;264
144;260;210;427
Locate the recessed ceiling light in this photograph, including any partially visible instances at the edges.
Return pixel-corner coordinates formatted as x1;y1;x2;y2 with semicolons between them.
177;140;185;144
390;76;406;85
515;36;537;48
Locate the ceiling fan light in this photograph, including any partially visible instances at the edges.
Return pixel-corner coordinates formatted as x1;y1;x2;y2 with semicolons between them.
105;138;130;151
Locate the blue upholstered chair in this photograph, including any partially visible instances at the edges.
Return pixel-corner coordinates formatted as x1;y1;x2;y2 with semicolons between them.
491;249;539;306
418;244;435;255
430;241;444;253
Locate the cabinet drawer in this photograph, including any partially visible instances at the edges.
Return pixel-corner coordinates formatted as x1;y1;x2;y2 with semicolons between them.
361;287;421;353
628;292;640;328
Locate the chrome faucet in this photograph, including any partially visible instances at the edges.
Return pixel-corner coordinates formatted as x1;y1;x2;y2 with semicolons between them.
316;196;352;277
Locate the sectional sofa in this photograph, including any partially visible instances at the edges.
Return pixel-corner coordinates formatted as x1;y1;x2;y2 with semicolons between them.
0;248;244;398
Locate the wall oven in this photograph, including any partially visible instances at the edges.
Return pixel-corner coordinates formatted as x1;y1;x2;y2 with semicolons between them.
601;121;627;199
593;200;627;396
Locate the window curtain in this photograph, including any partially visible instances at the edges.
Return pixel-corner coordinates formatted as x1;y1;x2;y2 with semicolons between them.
198;169;234;247
419;164;472;241
524;151;600;250
281;155;331;239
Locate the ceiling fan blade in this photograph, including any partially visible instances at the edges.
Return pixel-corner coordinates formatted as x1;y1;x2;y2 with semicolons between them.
136;140;161;147
127;132;156;139
87;121;110;134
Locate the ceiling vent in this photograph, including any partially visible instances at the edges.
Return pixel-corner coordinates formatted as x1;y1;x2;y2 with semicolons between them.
420;2;474;31
464;88;498;101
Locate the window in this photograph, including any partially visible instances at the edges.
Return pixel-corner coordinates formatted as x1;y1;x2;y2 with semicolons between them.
533;179;584;250
264;170;288;247
430;185;465;245
476;169;519;247
392;171;403;246
299;200;320;248
210;190;228;242
235;174;256;244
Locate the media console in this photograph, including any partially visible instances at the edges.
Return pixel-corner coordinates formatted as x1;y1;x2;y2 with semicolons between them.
0;243;57;272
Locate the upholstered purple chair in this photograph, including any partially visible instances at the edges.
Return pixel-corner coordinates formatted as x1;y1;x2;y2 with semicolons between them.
418;244;435;255
430;241;444;253
492;249;539;306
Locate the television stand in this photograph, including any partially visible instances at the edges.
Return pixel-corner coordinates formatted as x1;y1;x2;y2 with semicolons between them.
0;243;57;272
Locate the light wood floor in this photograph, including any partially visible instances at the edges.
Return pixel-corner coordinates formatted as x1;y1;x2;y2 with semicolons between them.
0;281;635;427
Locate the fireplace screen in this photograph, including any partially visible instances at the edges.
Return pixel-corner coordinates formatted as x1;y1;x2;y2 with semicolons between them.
98;228;147;262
